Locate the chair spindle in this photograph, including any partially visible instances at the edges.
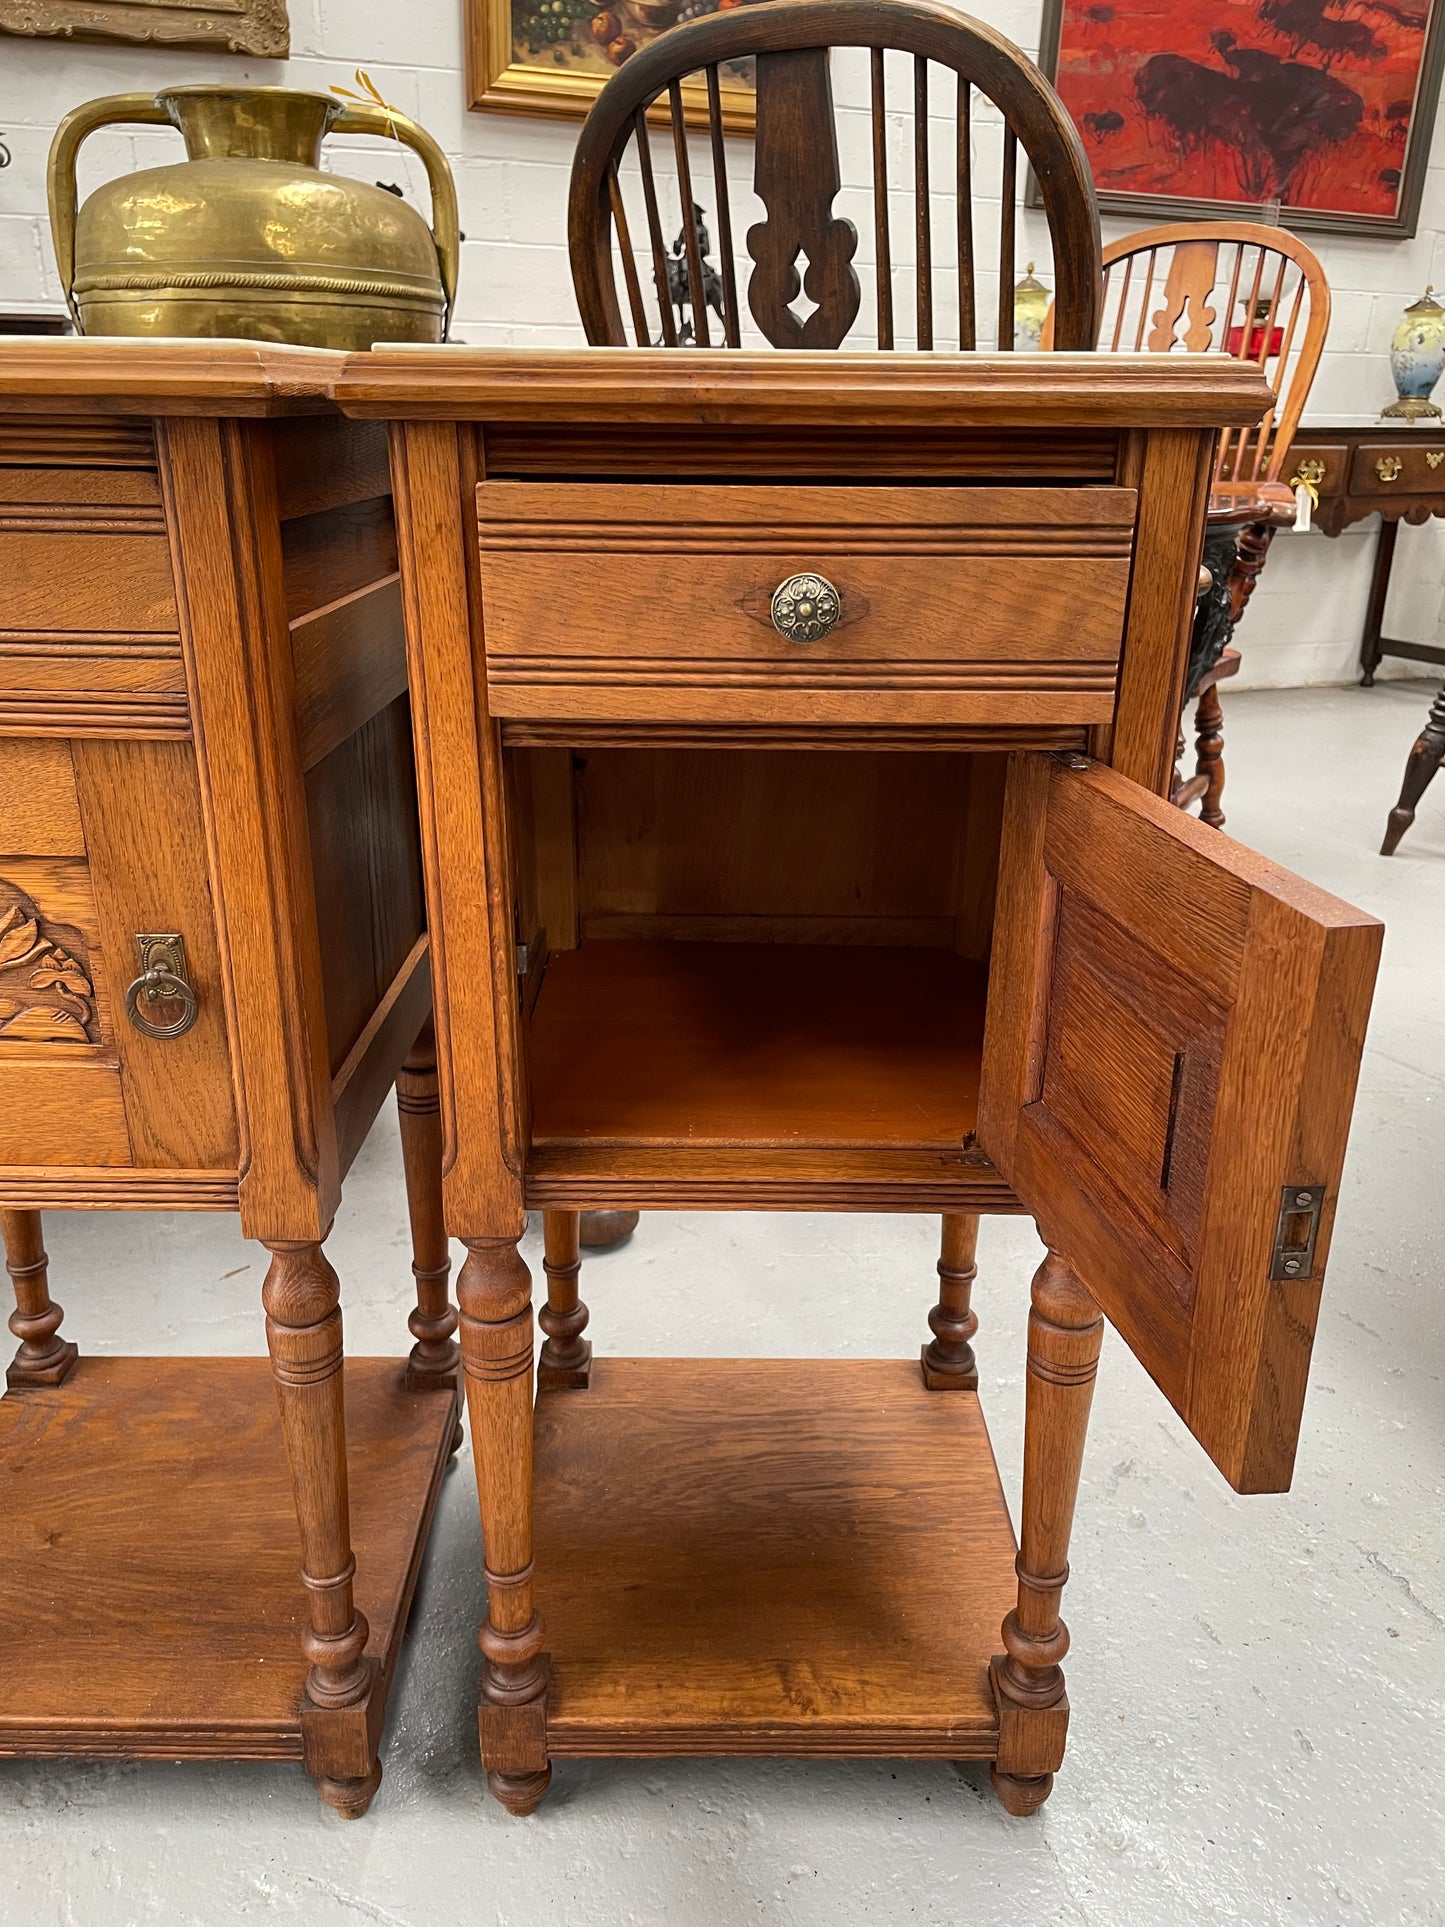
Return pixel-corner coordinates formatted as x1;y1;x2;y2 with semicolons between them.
914;57;933;350
669;81;711;347
633;108;678;347
609;168;651;347
871;47;894;350
705;65;741;348
997;126;1016;350
957;76;974;350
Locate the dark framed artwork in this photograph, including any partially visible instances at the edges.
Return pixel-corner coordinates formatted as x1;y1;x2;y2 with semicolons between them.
1036;0;1445;237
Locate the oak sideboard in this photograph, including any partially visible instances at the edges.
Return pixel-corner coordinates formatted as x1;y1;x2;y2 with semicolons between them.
332;348;1383;1815
0;341;460;1817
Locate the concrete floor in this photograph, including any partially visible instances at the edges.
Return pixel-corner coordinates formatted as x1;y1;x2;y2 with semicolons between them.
2;682;1442;1926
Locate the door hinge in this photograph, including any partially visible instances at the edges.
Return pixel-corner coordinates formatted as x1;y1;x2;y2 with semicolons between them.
1270;1184;1325;1282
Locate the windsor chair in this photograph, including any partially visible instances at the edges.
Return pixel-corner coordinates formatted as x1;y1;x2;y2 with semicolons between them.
561;0;1104;1401
1049;221;1330;827
568;0;1103;354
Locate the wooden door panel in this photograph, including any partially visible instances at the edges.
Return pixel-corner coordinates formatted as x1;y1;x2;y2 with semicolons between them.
979;752;1381;1494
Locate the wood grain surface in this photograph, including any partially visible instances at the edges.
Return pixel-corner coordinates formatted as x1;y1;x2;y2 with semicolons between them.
534;1357;1016;1756
0;1356;456;1756
528;939;985;1150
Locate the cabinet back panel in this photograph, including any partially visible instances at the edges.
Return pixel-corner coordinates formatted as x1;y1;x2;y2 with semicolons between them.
562;748;1000;952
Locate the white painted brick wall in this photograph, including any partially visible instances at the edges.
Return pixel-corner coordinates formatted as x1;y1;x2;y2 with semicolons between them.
3;0;1445;684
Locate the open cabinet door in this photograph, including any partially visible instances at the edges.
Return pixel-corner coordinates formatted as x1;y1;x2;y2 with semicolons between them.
979;753;1382;1494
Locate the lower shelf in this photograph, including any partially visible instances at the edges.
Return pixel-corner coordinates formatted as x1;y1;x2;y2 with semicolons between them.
533;1357;1018;1759
0;1355;457;1759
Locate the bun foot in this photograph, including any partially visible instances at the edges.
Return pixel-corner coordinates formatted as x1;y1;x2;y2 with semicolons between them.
448;1413;465;1456
578;1210;639;1251
318;1760;383;1819
488;1764;552;1815
990;1767;1054;1816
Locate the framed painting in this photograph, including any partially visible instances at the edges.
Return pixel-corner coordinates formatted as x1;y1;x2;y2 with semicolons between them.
1036;0;1445;237
0;0;287;55
467;0;756;131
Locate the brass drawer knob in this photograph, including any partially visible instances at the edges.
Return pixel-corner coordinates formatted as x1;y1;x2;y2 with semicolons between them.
770;572;840;642
124;932;198;1040
1376;455;1404;482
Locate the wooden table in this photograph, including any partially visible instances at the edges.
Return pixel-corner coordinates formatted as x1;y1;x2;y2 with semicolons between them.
0;341;461;1816
337;348;1382;1816
1287;418;1445;683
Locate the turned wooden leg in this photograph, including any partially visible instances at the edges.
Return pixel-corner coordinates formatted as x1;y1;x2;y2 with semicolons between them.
262;1238;380;1819
990;1248;1103;1817
538;1209;590;1390
4;1209;77;1389
1194;681;1227;830
920;1213;979;1390
459;1234;551;1815
1381;681;1445;855
578;1209;639;1250
396;1025;461;1430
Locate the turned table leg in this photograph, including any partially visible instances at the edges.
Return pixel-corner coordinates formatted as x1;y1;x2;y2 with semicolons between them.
991;1247;1104;1817
1193;681;1227;830
1381;680;1445;855
4;1208;77;1389
538;1209;590;1389
920;1213;979;1390
262;1237;380;1819
396;1024;461;1431
459;1233;551;1815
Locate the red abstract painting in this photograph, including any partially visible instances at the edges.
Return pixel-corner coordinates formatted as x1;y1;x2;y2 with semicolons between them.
1040;0;1445;234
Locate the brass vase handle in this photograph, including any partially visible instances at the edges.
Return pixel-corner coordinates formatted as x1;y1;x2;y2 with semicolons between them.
47;93;172;333
329;102;460;341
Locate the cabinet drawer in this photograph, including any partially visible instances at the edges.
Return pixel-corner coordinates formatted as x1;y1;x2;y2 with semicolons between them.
1347;441;1445;496
477;483;1137;727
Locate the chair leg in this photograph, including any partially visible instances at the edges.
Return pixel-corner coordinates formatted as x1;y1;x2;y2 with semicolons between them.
990;1247;1103;1816
920;1213;979;1390
262;1237;380;1819
1194;681;1227;829
396;1023;461;1427
459;1233;551;1816
3;1208;77;1389
538;1209;591;1389
1381;682;1445;855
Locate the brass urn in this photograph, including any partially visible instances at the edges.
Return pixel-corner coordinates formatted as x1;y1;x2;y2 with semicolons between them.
48;86;459;349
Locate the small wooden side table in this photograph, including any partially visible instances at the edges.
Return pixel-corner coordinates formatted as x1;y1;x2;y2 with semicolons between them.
1287;419;1445;683
343;347;1381;1818
0;340;461;1815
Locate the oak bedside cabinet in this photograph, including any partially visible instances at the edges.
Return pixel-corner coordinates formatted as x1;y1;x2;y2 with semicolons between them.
337;347;1383;1818
0;340;460;1816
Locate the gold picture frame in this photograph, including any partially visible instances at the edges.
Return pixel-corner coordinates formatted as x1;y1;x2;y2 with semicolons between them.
466;0;755;133
0;0;287;55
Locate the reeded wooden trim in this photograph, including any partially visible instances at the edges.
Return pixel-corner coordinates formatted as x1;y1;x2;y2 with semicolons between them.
0;1168;240;1210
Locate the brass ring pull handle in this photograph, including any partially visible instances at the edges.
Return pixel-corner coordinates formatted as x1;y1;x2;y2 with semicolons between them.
124;968;198;1041
123;934;198;1040
771;572;841;642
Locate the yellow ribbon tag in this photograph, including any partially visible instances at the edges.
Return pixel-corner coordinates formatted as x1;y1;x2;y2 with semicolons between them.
1287;470;1319;533
334;70;405;137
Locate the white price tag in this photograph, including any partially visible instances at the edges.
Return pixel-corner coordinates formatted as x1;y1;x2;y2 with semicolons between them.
1293;482;1313;533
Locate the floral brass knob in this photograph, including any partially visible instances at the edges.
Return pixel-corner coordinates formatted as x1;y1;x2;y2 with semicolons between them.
770;572;840;643
1376;454;1404;482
